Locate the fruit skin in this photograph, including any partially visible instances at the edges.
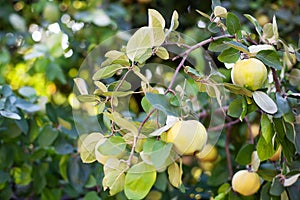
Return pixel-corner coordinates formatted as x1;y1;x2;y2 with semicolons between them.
163;120;207;155
246;124;260;139
232;170;261;196
269;146;282;161
231;58;268;91
196;144;218;162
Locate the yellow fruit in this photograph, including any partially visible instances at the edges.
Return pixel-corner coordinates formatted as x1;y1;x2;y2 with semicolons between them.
196;144;218;162
269;146;282;161
246;124;260;139
231;58;268;91
199;161;214;172
162;120;207;155
232;170;261;196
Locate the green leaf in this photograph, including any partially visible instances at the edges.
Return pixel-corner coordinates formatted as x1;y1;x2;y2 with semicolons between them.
256;50;282;70
228;97;243;118
100;91;134;97
41;188;62;200
79;132;103;163
103;158;128;196
37;125;59;147
77;95;100;102
284;173;300;187
148;9;165;28
154;172;168;192
102;50;129;67
167;161;183;188
226;12;241;35
272;16;279;42
155;46;169;60
92;64;124;80
111;112;138;136
257;136;275;161
295;124;300;154
260;114;274;143
74;78;88;95
108;80;131;91
132;66;149;84
146;93;179;116
270;177;284;196
224;83;253;97
84;191;101;200
124;162;157;199
126;27;164;62
244;14;263;37
18;86;36;98
0;110;21;120
169;10;179;31
208;38;231;52
150;141;173;170
224;41;250;54
59;155;69;181
208;22;220;33
274;93;290;118
32;163;48;194
11;164;32;186
235;144;255;165
46;103;58;124
46;62;66;84
288;69;300;86
196;9;211;19
67;156;90;191
273;118;295;162
253;91;278;114
217;48;240;63
98;136;126;156
260;182;272;200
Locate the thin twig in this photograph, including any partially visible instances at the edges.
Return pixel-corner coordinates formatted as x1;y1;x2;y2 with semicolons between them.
207;118;240;132
172;34;234;61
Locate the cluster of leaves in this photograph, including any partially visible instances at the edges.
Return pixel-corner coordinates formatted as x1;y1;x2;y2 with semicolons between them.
0;84;129;199
77;2;300;199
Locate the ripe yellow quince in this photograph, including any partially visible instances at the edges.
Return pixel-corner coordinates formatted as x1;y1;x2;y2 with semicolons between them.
162;120;207;155
196;144;218;162
231;58;267;91
232;170;261;196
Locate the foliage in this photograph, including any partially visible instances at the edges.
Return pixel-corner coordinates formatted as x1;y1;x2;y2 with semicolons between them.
0;0;300;199
76;5;300;200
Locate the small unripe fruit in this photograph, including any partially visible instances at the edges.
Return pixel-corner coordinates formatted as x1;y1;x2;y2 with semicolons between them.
232;170;261;196
162;120;207;155
231;58;268;91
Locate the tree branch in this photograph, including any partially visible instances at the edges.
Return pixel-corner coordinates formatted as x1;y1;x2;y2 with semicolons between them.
271;68;281;93
207;118;240;132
